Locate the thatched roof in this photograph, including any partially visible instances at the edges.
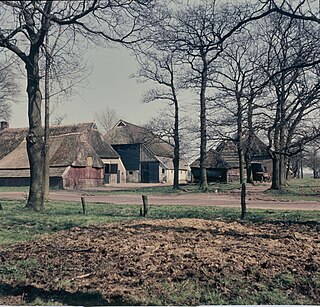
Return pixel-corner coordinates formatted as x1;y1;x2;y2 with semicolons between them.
243;134;271;158
216;141;239;168
156;156;189;171
190;149;231;169
191;134;271;169
0;128;28;160
104;120;174;158
0;123;119;173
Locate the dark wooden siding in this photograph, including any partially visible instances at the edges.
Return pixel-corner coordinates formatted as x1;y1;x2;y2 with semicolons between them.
0;177;30;186
0;177;63;188
112;144;140;170
140;145;157;162
141;161;160;183
191;167;227;183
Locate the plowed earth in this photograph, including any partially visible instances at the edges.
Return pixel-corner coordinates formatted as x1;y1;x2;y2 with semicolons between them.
0;219;319;305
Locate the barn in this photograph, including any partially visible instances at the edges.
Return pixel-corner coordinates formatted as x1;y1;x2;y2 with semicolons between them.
0;122;125;189
191;135;272;183
105;120;189;183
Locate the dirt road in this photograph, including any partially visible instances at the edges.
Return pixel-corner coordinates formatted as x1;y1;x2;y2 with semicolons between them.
0;184;319;210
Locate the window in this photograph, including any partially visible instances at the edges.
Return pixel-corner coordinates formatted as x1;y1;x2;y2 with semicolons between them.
162;168;165;174
105;164;118;174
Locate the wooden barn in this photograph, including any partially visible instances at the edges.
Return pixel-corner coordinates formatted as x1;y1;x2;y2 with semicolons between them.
104;120;189;183
0;122;125;189
190;149;230;183
191;135;272;183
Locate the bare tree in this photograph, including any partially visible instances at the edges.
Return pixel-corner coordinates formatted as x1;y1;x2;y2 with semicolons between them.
168;0;280;191
0;53;19;120
95;106;119;132
51;113;68;126
133;36;184;189
0;0;152;211
269;0;320;24
210;28;265;218
304;139;320;178
257;13;320;189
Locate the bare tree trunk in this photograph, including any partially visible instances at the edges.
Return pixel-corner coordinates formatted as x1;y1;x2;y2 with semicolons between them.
44;34;50;199
236;97;247;218
279;154;287;188
25;52;45;211
173;95;180;190
271;113;281;190
245;98;254;184
199;65;208;191
271;155;280;190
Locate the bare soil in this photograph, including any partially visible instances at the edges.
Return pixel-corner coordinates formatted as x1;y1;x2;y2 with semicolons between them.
0;218;319;305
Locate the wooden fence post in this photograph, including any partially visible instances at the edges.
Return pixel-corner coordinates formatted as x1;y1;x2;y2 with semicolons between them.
81;197;86;214
142;195;148;217
241;183;246;219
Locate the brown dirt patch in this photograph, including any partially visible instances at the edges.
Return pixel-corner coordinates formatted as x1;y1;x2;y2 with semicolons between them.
0;219;319;305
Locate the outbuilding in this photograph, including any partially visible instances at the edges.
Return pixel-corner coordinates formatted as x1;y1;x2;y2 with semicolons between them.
105;120;189;183
0;122;125;189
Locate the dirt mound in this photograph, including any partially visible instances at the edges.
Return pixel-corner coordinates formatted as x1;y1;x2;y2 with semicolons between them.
0;219;319;305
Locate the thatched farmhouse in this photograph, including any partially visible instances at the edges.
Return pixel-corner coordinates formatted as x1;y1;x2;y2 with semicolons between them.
191;135;272;183
0;122;125;189
104;120;189;183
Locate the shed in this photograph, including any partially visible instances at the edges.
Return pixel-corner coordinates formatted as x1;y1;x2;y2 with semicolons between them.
191;134;272;183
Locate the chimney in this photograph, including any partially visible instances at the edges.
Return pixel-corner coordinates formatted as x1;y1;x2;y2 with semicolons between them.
0;121;9;130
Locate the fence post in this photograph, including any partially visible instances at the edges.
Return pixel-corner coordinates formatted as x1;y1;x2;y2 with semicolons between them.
142;195;148;217
81;197;86;214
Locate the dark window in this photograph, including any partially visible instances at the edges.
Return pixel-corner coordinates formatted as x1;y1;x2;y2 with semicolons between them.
110;164;118;174
105;164;118;174
162;168;165;174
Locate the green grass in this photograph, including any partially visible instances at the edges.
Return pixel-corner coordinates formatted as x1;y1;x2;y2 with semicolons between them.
84;182;241;195
0;186;29;192
142;273;319;305
0;198;319;305
0;199;319;246
266;178;320;202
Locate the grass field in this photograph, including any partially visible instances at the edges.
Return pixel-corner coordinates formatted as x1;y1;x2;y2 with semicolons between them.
0;200;319;306
0;199;319;246
266;178;320;202
0;179;319;305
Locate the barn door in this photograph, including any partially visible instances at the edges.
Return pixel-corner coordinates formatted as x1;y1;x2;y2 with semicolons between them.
141;162;150;183
141;162;159;183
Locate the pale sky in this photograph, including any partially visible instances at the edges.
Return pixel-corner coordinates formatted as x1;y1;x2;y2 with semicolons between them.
10;46;164;128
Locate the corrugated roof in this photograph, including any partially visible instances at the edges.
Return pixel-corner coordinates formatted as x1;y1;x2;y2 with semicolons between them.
104;120;174;158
